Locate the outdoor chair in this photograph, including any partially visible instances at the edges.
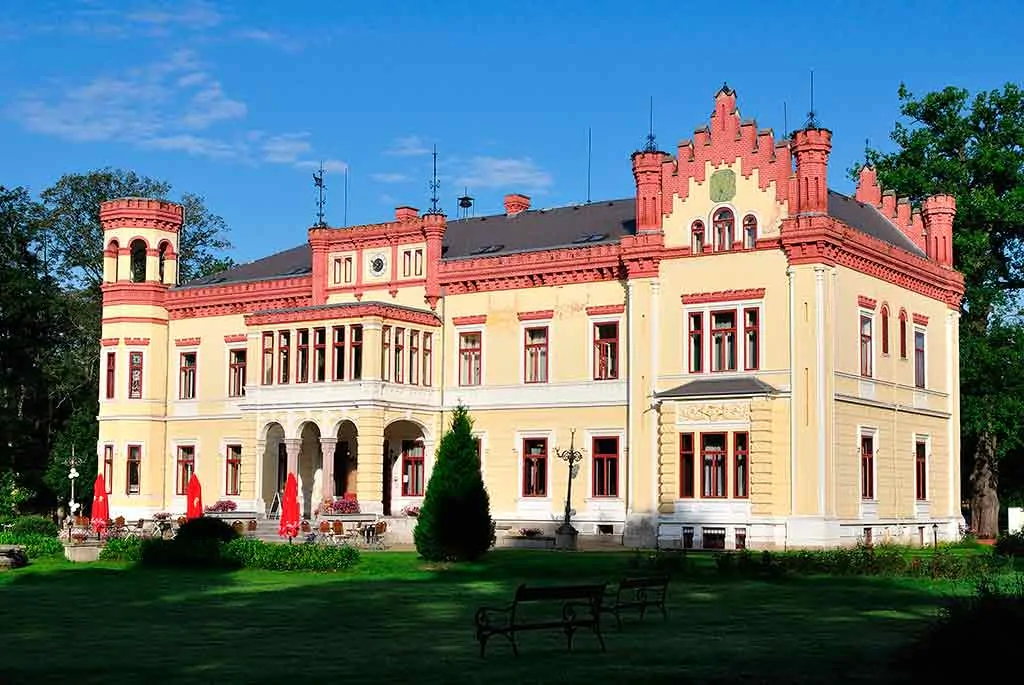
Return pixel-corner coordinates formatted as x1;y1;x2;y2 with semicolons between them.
246;519;258;538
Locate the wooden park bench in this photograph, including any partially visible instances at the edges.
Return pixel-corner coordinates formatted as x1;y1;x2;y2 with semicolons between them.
474;583;607;657
601;575;670;629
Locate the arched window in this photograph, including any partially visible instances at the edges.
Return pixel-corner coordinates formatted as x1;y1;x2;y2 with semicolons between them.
106;239;120;282
899;310;908;359
743;215;757;249
130;239;147;283
713;208;734;252
158;241;169;284
691;220;705;255
880;305;890;355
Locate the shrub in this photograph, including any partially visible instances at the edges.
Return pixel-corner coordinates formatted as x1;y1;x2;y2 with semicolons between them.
99;535;143;562
0;532;64;559
10;515;57;538
174;516;240;545
995;531;1024;557
414;404;495;561
222;538;360;571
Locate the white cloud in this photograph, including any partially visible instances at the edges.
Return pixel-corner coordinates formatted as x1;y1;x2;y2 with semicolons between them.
371;172;408;183
142;134;245;159
181;81;247;129
295;159;348;173
234;28;303;52
261;133;311;164
125;1;222;30
385;135;430;156
454;157;553;192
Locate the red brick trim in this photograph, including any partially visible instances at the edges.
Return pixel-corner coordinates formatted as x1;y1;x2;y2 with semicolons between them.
912;313;930;326
100;338;120;347
124;337;150;346
245;302;440;328
165;276;312;320
452;315;487;326
101;282;168;306
585;304;626;316
517;309;555;322
681;288;765;305
858;295;878;310
175;337;201;347
223;334;248;343
102;317;168;325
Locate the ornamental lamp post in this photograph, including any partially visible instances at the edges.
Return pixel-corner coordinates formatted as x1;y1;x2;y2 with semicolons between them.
554;429;584;551
67;444;80;518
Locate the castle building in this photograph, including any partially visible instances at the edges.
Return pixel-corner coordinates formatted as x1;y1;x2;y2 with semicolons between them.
96;88;964;548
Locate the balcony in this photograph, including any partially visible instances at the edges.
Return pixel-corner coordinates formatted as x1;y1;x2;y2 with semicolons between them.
242;380;440;410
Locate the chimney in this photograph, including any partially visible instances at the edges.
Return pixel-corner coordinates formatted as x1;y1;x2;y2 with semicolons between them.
922;194;956;267
631;150;667;232
395;206;419;222
791;127;832;215
504;193;530;215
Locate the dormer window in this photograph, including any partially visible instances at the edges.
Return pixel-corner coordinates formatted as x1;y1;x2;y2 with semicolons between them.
714;209;734;252
691;221;705;254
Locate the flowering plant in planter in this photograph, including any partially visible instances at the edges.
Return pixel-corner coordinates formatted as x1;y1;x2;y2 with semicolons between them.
205;499;238;513
153;512;171;521
322;498;360;514
401;505;421;518
518;527;544;538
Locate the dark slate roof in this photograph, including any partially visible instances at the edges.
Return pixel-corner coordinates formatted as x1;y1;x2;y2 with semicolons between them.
177;243;311;289
657;376;777;399
828;190;925;257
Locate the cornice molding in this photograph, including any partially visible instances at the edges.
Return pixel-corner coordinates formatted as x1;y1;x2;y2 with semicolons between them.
244;302;441;328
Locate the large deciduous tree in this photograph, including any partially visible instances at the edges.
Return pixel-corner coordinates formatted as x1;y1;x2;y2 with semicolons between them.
866;83;1024;537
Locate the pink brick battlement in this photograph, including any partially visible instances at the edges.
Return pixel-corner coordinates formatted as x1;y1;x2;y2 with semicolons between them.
100;197;184;232
855;166;926;251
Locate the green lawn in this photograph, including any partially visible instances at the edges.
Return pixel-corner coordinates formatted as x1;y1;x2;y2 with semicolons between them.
0;550;976;684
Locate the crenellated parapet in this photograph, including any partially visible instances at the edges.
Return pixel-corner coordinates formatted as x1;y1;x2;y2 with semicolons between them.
100;198;183;233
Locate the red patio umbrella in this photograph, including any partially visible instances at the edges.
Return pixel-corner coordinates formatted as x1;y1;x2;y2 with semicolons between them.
186;472;203;519
91;474;109;534
278;472;300;541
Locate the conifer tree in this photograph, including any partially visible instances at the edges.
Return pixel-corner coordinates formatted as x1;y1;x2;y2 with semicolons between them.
414;405;494;561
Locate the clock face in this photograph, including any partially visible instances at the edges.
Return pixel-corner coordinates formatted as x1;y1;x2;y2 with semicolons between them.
369;254;386;276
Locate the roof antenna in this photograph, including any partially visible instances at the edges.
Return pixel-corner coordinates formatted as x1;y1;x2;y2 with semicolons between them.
642;96;657;152
313;161;326;227
457;187;474;219
783;101;788;139
804;69;819;129
864;138;871;165
428;144;441;214
343;166;349;227
586;127;592;204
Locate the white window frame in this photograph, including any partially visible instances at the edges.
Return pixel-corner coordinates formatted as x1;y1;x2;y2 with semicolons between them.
520;315;554;385
176;344;200;402
587;314;623;381
172;438;200;500
124;440;146;496
857;425;878;504
741;210;762;249
913;433;931;503
710;202;740;252
220;437;245;498
858;309;875;378
913;326;927;389
224;345;248;399
683;300;763;375
454;324;486;387
584;428;626;501
514;430;555;502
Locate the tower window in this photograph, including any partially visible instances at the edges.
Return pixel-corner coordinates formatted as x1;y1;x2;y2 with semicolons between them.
130;239;147;282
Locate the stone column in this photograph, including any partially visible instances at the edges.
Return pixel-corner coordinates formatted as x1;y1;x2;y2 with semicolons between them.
255;438;266;507
320;437;337;500
284;438;300;475
356;418;385;515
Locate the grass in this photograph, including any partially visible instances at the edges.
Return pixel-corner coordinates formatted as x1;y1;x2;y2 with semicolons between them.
0;550;987;684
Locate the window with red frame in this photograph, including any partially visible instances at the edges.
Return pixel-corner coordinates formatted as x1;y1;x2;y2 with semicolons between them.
914;330;926;388
743;308;759;371
711;311;737;372
742;214;757;249
688;312;703;373
524;327;549;383
126;445;141;494
861;433;875;500
880;307;890;354
332;257;341;284
343;256;353;283
381;326;391;382
103;445;114;493
278;331;291;384
522;438;547;497
859;315;873;377
680;433;695;498
179;352;197;400
332;326;345;380
128;351;143;399
261;332;274;385
915;440;927;501
228;349;246;397
225;445;242;496
394;327;405;383
105;352;116;399
691;220;705;254
459;332;481;386
401;440;425;496
414;249;424;276
701;433;727;498
409;331;419;385
350;325;363;380
175;445;195;495
296;329;309;383
713;208;734;251
593;322;618;380
313;328;326;382
402;250;412;278
422;333;433;386
899;311;908;358
592;437;619;497
734;432;749;498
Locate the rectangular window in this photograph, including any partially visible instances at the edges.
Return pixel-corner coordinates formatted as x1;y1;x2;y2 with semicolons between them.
422;333;433;386
226;445;242;496
860;315;873;377
701;433;727;498
861;433;875;500
278;331;291;384
105;352;116;399
261;332;274;385
228;349;246;397
176;445;195;496
522;438;548;497
593;322;619;380
459;332;482;386
350;325;363;380
394;328;405;384
333;257;341;284
680;433;695;498
332;326;346;380
381;326;391;382
103;445;114;494
344;256;353;283
126;445;141;494
296;329;309;383
414;249;424;276
734;432;749;498
313;328;326;382
179;352;197;400
711;311;737;372
914;330;926;388
592;437;619;498
402;250;412;277
128;351;143;399
688;312;703;373
915;440;927;501
409;331;419;385
524;327;549;383
744;308;759;371
401;440;425;496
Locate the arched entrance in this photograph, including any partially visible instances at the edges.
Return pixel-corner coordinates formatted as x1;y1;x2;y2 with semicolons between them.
383;420;427;516
333;420;358;498
298;421;322;518
261;422;286;513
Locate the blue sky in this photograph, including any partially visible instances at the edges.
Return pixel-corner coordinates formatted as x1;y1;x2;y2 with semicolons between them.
1;0;1021;264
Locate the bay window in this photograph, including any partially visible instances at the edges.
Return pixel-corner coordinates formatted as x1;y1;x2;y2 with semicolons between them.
711;311;737;372
701;433;727;498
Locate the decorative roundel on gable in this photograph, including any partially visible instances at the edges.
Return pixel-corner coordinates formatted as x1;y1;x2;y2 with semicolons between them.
369;254;387;276
709;169;737;203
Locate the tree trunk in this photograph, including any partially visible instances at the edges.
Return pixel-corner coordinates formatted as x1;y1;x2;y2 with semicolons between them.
969;430;999;538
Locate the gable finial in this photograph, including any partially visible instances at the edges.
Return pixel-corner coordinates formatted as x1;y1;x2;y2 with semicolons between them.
804;69;820;129
427;144;442;215
313;161;327;227
642;95;657;152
